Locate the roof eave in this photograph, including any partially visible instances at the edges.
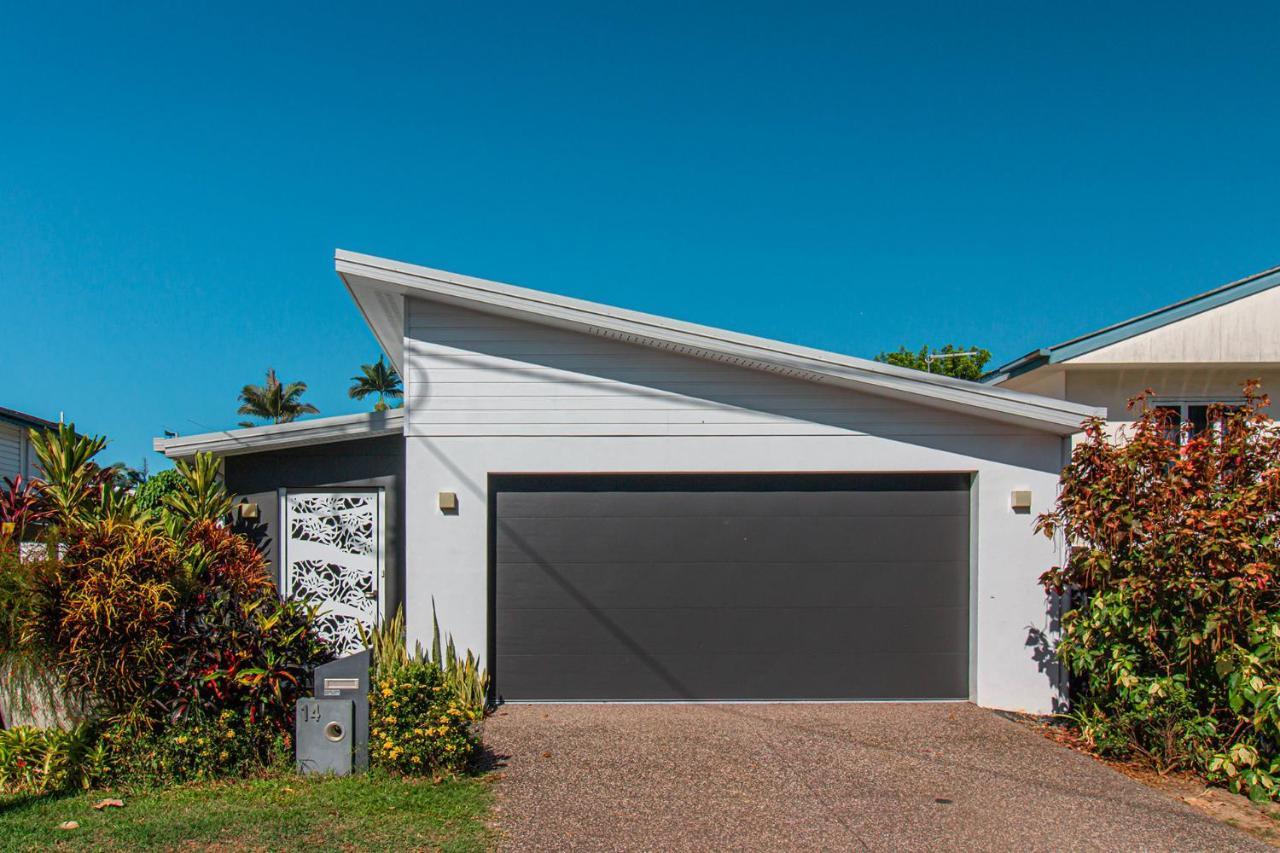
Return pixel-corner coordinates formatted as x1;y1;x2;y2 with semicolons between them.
153;409;405;459
336;250;1102;435
988;264;1280;380
0;407;58;431
980;349;1052;385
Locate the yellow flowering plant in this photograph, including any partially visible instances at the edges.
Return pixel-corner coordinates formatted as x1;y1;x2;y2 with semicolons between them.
102;707;291;786
368;660;479;776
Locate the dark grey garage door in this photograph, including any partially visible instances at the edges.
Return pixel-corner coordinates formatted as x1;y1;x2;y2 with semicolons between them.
491;473;971;701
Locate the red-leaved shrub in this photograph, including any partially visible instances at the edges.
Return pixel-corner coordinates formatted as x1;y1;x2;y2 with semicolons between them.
1038;381;1280;800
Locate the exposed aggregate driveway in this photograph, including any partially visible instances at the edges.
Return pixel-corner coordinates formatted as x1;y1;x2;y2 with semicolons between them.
485;703;1262;851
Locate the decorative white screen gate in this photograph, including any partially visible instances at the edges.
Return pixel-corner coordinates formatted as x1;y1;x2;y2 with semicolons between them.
280;490;384;657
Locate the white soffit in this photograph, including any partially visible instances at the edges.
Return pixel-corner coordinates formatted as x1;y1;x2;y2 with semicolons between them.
336;250;1103;435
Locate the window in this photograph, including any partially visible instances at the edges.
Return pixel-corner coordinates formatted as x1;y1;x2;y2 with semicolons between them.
1153;399;1243;444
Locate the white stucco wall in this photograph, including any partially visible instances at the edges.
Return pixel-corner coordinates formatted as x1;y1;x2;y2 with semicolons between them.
402;295;1070;714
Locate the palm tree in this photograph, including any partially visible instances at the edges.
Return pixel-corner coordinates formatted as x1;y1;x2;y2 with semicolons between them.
348;356;403;412
237;368;319;427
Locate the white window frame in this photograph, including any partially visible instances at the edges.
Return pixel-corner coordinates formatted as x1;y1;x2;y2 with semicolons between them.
1152;397;1246;445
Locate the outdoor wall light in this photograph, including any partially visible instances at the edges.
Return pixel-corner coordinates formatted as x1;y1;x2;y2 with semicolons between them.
1010;490;1033;512
237;501;260;520
438;491;458;512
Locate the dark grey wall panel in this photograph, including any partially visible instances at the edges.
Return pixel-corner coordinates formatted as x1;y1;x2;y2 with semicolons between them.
223;435;405;618
492;473;972;701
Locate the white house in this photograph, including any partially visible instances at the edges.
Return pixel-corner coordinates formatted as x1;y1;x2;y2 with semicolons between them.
984;264;1280;433
157;251;1102;714
0;406;53;485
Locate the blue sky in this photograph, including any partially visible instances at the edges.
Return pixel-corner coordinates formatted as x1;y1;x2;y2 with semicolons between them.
4;3;1279;469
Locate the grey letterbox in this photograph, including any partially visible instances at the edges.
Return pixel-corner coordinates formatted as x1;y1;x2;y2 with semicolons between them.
313;650;371;770
296;698;353;776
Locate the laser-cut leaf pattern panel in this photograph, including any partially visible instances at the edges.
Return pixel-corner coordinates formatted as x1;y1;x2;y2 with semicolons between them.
284;492;380;657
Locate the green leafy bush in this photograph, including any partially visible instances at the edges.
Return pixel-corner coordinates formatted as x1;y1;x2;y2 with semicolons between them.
133;468;185;513
0;724;107;794
102;708;291;787
369;660;481;776
1038;383;1280;800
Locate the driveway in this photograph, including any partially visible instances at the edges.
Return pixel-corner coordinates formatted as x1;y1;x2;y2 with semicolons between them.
485;703;1263;851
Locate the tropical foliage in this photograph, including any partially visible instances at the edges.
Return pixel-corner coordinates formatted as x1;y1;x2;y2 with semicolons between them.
237;368;319;426
27;424;112;523
0;724;107;795
1037;383;1280;800
163;452;234;525
0;424;330;789
348;355;403;412
364;604;490;715
0;476;52;543
873;344;992;380
429;606;489;712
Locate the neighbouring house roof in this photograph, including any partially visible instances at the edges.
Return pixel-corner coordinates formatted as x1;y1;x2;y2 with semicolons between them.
982;264;1280;384
154;409;404;459
0;406;57;431
336;249;1102;435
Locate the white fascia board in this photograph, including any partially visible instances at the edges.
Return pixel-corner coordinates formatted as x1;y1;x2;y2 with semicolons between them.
153;409;405;459
335;250;1105;435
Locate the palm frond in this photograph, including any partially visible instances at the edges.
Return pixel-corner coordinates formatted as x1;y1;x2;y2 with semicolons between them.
236;369;319;424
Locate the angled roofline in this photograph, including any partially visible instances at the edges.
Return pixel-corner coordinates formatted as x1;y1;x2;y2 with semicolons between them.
153;409;404;459
336;249;1102;435
0;406;57;431
982;264;1280;383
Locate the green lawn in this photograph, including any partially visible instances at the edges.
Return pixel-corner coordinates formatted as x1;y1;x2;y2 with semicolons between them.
0;772;493;851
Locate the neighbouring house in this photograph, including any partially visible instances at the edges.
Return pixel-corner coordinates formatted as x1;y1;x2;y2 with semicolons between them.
0;406;55;484
156;251;1103;713
983;264;1280;435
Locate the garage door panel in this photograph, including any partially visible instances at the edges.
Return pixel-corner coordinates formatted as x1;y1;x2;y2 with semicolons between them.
496;560;969;609
496;514;969;564
497;605;968;657
493;473;970;701
499;652;969;701
498;489;969;519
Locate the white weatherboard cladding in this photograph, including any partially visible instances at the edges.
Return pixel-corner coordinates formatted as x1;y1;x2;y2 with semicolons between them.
1072;284;1280;365
403;295;1070;714
405;298;1039;439
0;422;22;482
281;491;385;657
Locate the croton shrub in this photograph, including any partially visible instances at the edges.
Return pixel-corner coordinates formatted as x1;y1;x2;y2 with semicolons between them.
0;424;331;790
1038;382;1280;800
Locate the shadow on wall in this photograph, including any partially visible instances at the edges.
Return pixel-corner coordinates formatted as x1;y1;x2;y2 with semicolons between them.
233;516;272;558
1026;588;1071;715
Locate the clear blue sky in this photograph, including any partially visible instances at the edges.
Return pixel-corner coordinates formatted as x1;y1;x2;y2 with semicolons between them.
5;3;1279;470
